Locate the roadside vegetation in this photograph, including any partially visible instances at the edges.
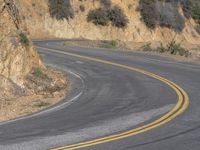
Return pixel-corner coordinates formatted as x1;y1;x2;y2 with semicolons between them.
99;40;118;49
34;101;51;108
33;67;50;80
18;32;29;47
48;0;74;20
139;0;185;32
100;0;112;9
63;40;119;49
139;0;200;34
87;8;109;26
79;5;85;12
87;5;128;28
195;25;200;34
141;40;191;57
47;0;200;35
182;0;200;34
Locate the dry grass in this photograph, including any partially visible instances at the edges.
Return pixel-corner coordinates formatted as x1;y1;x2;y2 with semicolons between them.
0;67;69;122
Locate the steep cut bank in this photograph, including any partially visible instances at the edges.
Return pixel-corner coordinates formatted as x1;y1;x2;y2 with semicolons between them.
18;0;200;45
0;0;43;86
0;0;69;121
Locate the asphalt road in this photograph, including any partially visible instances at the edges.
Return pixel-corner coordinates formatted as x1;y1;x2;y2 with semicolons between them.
0;40;200;150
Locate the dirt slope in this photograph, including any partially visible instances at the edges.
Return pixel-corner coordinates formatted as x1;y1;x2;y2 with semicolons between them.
0;0;69;121
17;0;200;46
0;0;43;86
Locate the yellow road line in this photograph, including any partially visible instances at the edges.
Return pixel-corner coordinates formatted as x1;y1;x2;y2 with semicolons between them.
37;46;189;150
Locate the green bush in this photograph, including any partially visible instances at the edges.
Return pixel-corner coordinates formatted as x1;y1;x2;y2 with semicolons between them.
158;2;185;32
172;13;185;32
34;101;50;108
18;33;29;46
182;0;200;36
33;67;43;78
100;40;118;49
195;25;200;34
100;0;111;9
108;6;129;28
141;43;153;51
87;8;109;26
182;0;194;18
156;43;165;53
182;0;200;24
0;37;4;44
141;40;190;57
139;0;185;32
87;6;128;28
48;0;74;20
33;67;49;79
139;0;158;29
166;40;190;57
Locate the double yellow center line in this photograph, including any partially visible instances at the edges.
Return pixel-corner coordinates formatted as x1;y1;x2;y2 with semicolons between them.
37;46;189;150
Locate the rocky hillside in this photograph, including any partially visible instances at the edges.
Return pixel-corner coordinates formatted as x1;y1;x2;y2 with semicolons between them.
1;0;200;86
0;0;69;121
0;0;199;119
0;0;43;86
16;0;200;46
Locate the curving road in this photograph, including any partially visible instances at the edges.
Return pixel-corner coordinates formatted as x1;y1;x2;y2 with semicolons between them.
0;40;200;150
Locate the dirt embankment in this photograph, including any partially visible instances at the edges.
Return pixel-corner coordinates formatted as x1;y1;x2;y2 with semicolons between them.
0;67;69;121
0;0;69;121
1;0;200;121
14;0;200;59
18;0;200;44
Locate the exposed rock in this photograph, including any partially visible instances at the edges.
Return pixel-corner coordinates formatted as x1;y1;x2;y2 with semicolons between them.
0;0;43;86
17;0;200;45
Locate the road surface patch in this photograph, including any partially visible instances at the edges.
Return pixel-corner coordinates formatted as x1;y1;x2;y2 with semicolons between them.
37;46;189;150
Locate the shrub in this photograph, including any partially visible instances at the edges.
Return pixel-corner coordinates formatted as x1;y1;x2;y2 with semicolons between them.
33;67;49;79
100;0;111;9
79;5;85;12
182;0;194;18
100;40;118;49
141;40;190;57
182;1;200;19
167;40;190;57
87;6;129;28
139;0;185;32
141;43;153;51
156;43;165;53
18;33;29;46
0;36;4;44
108;6;129;28
87;8;109;26
192;5;200;24
157;2;185;32
172;13;185;32
48;0;74;20
34;101;50;108
139;0;158;29
110;40;118;47
182;0;200;24
33;67;43;78
195;25;200;34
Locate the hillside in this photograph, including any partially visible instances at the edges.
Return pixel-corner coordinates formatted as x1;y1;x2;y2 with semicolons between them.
0;0;200;120
0;0;43;85
17;0;200;46
1;0;200;87
0;0;68;121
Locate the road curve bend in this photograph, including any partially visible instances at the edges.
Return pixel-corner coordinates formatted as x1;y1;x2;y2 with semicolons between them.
0;40;200;150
